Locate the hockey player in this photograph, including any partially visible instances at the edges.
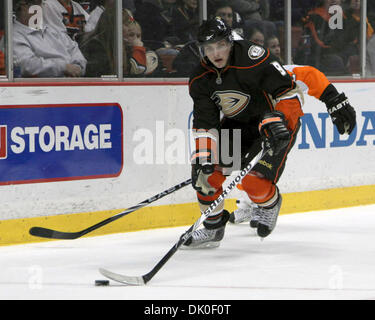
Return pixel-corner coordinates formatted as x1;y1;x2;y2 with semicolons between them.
229;64;357;226
183;17;356;249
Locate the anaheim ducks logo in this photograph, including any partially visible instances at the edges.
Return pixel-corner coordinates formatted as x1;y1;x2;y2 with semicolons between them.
248;45;265;60
211;91;251;117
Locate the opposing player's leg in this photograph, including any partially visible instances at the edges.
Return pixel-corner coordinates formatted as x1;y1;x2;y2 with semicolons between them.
229;189;259;225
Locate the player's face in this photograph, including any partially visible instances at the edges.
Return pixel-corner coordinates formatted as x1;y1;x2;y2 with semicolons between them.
203;39;232;69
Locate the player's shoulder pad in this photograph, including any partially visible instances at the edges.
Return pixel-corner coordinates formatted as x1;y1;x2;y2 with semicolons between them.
233;40;269;66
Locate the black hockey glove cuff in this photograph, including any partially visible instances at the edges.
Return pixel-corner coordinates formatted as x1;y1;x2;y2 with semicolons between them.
325;92;356;135
259;111;290;156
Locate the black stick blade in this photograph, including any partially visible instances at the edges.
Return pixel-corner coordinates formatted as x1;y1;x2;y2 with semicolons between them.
29;227;81;239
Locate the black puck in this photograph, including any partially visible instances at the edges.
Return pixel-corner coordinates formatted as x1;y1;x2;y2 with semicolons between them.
95;279;110;286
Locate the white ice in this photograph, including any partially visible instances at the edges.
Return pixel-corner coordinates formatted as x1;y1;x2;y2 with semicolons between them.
1;204;375;300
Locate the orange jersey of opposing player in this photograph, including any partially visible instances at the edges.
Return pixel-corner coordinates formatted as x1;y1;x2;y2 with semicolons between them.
283;64;331;100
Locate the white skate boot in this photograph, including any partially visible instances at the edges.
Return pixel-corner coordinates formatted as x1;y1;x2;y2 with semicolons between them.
229;192;260;226
183;210;230;249
257;194;282;238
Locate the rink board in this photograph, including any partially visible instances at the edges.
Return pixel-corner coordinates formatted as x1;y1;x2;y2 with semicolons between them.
0;80;374;245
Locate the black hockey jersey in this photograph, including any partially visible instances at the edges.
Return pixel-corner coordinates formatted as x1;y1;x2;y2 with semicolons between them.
188;40;304;162
189;40;303;129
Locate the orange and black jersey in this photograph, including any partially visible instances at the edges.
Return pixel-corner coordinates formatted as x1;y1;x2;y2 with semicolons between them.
189;40;303;130
189;40;304;161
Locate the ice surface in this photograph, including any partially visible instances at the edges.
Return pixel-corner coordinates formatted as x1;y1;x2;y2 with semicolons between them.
1;204;375;300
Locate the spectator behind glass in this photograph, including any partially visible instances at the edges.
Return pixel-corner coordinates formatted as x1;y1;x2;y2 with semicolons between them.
294;0;349;75
247;27;265;46
171;0;199;44
268;0;316;24
0;1;4;76
42;0;104;42
135;0;176;49
266;34;283;63
343;0;374;74
13;0;87;77
0;35;4;76
123;10;160;75
81;8;159;77
368;0;375;29
226;0;277;38
210;0;245;38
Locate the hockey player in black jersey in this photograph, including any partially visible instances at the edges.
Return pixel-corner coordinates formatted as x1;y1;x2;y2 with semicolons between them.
184;17;356;248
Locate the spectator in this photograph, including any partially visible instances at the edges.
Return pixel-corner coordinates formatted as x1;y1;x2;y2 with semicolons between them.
172;40;199;76
13;0;87;78
0;3;4;76
226;0;277;38
247;27;265;46
170;0;199;44
367;0;375;29
209;0;245;37
122;0;136;13
294;0;349;75
134;0;176;49
268;0;316;25
343;0;374;74
89;0;115;23
42;0;104;41
81;8;160;77
266;35;283;63
123;10;160;75
0;37;5;76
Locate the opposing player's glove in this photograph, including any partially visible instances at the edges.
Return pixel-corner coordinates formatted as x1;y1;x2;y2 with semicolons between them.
325;92;356;135
259;111;290;156
192;163;217;196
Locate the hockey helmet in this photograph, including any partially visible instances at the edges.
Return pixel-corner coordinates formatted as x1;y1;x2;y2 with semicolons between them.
197;17;233;56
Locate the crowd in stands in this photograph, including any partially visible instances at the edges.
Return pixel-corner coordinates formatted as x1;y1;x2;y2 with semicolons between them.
1;0;375;78
0;1;5;76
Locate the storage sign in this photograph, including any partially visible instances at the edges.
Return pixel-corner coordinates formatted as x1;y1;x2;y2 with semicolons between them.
0;103;123;185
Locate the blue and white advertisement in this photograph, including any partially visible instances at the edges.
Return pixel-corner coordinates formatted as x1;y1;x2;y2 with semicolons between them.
0;103;123;185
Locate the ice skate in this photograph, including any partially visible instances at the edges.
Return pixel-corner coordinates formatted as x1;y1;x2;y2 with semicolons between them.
229;193;261;227
257;195;282;238
229;192;255;224
183;210;230;249
249;207;261;228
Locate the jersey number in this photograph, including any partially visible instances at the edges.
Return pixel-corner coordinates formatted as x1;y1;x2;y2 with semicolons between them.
271;61;287;76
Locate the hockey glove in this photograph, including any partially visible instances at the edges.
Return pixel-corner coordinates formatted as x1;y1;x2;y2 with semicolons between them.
325;93;356;135
259;111;291;156
192;163;217;196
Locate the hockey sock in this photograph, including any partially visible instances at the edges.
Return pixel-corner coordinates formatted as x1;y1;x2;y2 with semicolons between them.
241;171;278;207
203;210;230;229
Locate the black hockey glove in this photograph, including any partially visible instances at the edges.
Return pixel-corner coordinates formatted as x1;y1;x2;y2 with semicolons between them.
259;111;290;156
325;93;356;135
192;163;216;196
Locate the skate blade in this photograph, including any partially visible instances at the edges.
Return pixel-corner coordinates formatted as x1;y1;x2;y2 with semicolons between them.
181;241;221;250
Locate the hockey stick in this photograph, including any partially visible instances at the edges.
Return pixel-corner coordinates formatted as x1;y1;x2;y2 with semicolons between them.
29;179;192;240
99;147;267;285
